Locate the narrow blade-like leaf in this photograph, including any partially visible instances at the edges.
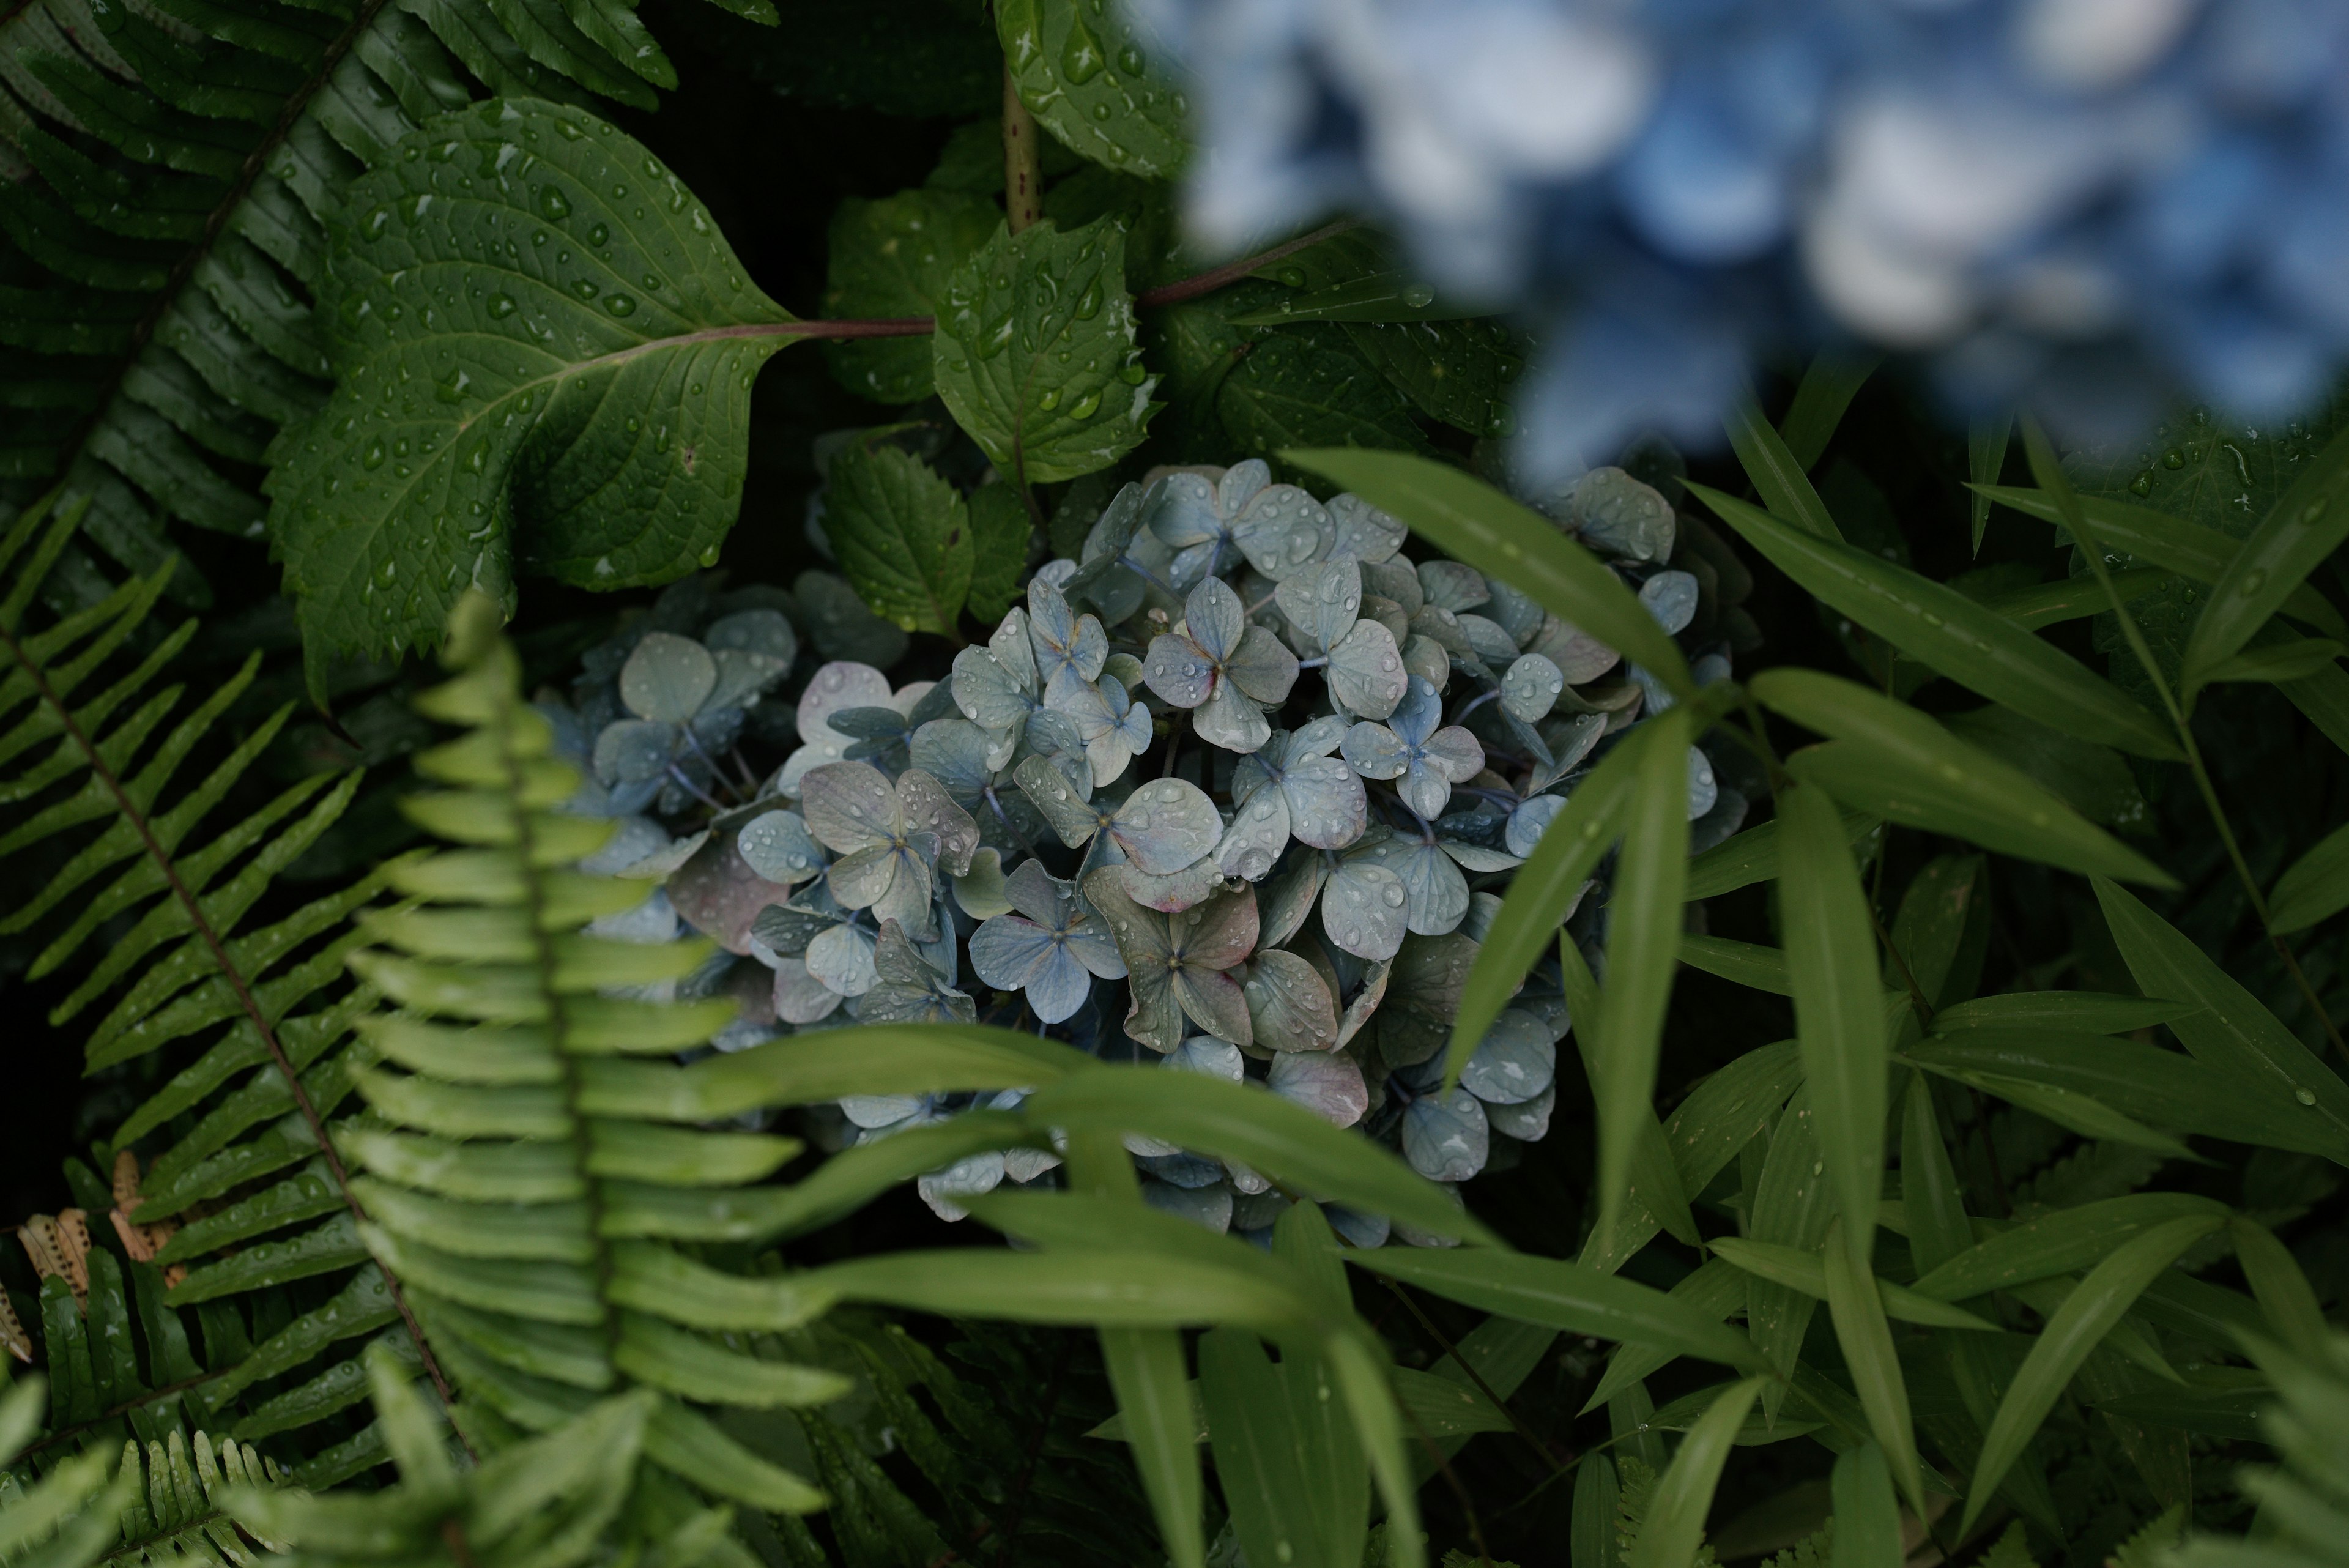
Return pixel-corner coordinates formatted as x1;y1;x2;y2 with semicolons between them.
1962;1214;2224;1534
1820;1218;1923;1516
1696;486;2179;759
2268;819;2349;934
1778;781;1890;1271
1627;1377;1768;1568
1753;668;2174;885
2181;421;2349;692
1830;1442;1904;1568
1969;414;2012;555
1728;393;1839;540
1592;707;1695;1251
1777;355;1880;475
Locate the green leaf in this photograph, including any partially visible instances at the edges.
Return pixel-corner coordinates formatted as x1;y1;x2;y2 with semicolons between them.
1919;1065;2195;1157
1777;354;1879;472
965;483;1033;623
1745;1086;1833;1416
1694;485;2179;760
1563;936;1699;1249
821;188;1000;404
1965;567;2173;632
1776;781;1890;1273
997;0;1187;177
1341;1249;1764;1375
1341;319;1522;439
1591;707;1696;1250
1284;449;1696;697
1939;706;2150;834
826;441;971;637
1200;1329;1335;1568
1572;1455;1622;1568
2195;636;2345;687
1970;482;2349;646
1969;413;2013;555
1829;1443;1902;1568
1627;1377;1767;1568
1231;232;1476;325
1929;993;2182;1035
2181;422;2349;693
1447;726;1643;1077
2093;877;2349;1164
1677;934;1792;995
1683;808;1877;902
805;1247;1313;1333
270;100;799;674
1215;327;1430;463
2227;1217;2328;1359
1706;1238;1992;1332
933;216;1155;485
1909;1192;2228;1301
1903;1029;2288;1150
1751;668;2173;885
1727;393;1839;540
1820;1217;1924;1516
1020;1069;1498;1244
1962;1214;2224;1535
2272;820;2349;933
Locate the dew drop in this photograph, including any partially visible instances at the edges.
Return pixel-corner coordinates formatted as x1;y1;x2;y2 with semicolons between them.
606;294;637;316
1069;389;1102;420
537;185;571;220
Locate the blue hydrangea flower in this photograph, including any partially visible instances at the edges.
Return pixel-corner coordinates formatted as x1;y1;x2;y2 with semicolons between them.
1134;0;2349;465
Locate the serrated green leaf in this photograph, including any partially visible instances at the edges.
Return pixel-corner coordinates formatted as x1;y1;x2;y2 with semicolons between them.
1777;781;1889;1274
826;441;971;636
933;215;1154;485
965;481;1032;623
1752;668;2173;885
270;100;800;675
1961;1214;2223;1535
1288;449;1694;698
821;188;999;404
1697;485;2179;759
1341;318;1521;439
2093;876;2349;1163
1218;327;1429;462
997;0;1186;177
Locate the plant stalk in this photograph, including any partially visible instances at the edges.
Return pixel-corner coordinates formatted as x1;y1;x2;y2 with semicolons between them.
1003;70;1043;235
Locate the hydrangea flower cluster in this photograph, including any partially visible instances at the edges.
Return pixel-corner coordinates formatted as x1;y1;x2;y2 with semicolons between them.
1129;0;2349;468
540;459;1752;1243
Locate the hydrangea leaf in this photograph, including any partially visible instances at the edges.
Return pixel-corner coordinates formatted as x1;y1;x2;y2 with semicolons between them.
1217;327;1430;466
827;442;972;637
272;100;801;674
968;484;1036;624
996;0;1187;179
822;188;1000;404
1341;318;1523;439
933;216;1157;486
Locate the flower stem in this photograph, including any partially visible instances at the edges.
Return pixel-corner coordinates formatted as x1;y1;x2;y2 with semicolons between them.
1003;70;1043;236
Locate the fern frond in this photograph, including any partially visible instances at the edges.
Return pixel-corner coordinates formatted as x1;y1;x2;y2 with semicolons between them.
343;591;841;1515
0;488;439;1473
0;0;770;604
0;1378;133;1568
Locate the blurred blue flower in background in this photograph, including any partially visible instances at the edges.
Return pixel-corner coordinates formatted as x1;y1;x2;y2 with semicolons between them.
1129;0;2349;472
